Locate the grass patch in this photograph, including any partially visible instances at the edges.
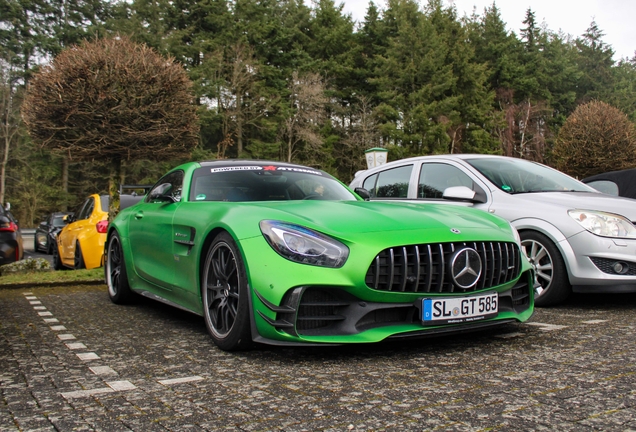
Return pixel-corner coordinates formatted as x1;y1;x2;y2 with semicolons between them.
0;267;104;286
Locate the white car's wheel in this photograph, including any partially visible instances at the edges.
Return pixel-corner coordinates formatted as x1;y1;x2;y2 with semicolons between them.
521;231;571;306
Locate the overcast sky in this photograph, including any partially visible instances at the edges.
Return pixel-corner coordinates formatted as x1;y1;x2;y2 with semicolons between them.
338;0;636;61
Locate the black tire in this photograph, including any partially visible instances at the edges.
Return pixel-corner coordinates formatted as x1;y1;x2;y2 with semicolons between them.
105;231;133;304
520;231;571;307
74;242;86;270
201;232;252;351
34;237;43;253
46;239;53;255
52;244;66;270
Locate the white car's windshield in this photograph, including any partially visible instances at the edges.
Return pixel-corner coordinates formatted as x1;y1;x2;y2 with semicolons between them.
466;158;596;194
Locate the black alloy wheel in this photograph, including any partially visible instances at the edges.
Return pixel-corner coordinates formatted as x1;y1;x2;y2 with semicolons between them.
201;232;252;351
105;231;133;304
74;242;85;269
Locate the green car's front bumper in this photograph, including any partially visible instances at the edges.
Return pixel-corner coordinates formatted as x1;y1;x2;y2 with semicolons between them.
242;235;534;346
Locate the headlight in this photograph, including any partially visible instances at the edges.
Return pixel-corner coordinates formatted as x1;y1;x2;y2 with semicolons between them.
260;220;349;268
568;210;636;238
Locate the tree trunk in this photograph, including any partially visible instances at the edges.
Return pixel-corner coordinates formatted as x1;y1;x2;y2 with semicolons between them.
0;126;9;205
287;136;293;163
61;157;69;211
237;94;243;157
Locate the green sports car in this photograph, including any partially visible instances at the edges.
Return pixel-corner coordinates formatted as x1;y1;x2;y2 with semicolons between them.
105;160;534;351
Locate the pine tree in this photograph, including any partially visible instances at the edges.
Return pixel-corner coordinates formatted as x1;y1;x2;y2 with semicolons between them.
575;20;615;102
608;58;636;121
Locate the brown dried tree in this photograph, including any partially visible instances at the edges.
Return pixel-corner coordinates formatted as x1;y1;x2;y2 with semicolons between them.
553;100;636;178
21;36;199;217
279;71;327;163
214;43;279;158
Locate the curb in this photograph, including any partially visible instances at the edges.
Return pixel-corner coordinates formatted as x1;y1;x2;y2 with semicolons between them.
0;279;105;290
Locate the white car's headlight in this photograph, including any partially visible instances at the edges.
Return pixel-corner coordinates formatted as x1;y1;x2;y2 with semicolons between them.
260;220;349;268
568;210;636;238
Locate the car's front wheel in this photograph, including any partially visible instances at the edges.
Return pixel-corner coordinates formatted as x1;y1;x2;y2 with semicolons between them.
105;231;133;304
520;231;571;307
201;232;252;351
34;236;44;253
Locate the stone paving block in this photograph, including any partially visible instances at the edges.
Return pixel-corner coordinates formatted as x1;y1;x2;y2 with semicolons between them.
11;412;55;431
156;413;226;431
87;417;138;431
47;414;98;432
117;416;168;431
30;390;71;411
231;416;301;431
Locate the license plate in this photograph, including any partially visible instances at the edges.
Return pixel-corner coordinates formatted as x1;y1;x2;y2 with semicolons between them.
421;292;498;325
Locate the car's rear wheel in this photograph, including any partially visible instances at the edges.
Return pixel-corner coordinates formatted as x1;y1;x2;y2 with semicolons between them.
74;242;85;269
520;231;571;307
201;232;252;351
52;245;66;270
106;231;133;304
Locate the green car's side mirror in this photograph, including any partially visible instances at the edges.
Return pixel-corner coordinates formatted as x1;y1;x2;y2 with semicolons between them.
354;187;371;201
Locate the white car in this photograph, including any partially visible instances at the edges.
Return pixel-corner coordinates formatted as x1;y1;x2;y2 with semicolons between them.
350;154;636;306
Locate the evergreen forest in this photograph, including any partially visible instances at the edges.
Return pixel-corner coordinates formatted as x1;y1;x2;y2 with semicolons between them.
2;0;636;226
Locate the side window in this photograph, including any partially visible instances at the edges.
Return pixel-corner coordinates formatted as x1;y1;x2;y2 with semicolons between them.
362;174;378;197
82;199;95;220
374;165;412;198
76;199;93;220
146;170;185;203
586;180;619;196
418;163;474;199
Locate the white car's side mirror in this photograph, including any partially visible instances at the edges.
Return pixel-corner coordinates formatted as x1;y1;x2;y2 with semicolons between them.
443;186;478;202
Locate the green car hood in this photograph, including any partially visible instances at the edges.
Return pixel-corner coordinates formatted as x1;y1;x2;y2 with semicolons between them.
224;200;513;241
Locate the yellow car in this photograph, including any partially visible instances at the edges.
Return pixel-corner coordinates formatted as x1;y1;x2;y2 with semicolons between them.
53;194;109;270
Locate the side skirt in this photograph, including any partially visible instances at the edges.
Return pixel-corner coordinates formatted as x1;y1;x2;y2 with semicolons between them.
135;290;202;317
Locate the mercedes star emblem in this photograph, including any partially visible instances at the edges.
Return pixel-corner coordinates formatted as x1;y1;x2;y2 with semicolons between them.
450;247;482;289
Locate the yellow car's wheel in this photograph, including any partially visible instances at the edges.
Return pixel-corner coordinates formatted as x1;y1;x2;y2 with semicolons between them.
74;242;86;270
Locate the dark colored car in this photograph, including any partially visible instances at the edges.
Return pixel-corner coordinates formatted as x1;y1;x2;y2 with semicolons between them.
35;212;72;254
0;204;23;265
582;168;636;199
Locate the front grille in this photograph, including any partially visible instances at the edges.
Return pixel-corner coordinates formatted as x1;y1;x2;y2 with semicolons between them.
590;257;636;275
366;242;521;293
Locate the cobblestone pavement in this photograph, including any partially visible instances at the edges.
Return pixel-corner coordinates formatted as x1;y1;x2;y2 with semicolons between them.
1;284;635;431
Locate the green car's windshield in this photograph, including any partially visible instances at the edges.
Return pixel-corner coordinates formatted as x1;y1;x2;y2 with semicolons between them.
190;165;357;202
465;158;596;194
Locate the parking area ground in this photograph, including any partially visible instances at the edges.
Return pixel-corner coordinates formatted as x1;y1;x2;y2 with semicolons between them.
1;283;635;431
